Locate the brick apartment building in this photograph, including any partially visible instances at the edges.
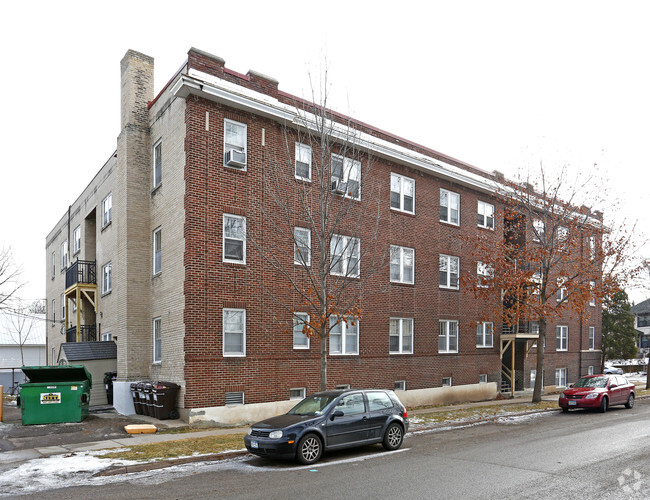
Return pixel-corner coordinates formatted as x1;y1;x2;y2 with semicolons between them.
45;48;602;422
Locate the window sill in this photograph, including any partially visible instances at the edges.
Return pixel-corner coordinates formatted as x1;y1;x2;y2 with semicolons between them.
477;225;495;231
101;221;112;233
390;208;416;217
152;184;162;196
223;260;247;266
439;220;460;228
152;361;161;366
439;286;460;291
224;165;248;173
476;345;494;349
329;353;359;357
438;351;459;355
223;354;246;358
390;280;415;287
152;272;162;280
389;352;413;355
102;290;112;298
73;250;80;257
294;175;312;183
293;346;310;350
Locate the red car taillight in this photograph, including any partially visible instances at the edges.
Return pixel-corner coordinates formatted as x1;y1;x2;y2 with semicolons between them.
402;410;408;419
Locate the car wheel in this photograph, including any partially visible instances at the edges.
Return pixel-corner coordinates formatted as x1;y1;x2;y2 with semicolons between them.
599;396;608;413
625;394;634;409
382;422;404;451
296;433;322;465
562;407;569;413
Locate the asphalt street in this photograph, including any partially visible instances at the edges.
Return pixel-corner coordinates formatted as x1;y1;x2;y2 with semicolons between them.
9;398;649;499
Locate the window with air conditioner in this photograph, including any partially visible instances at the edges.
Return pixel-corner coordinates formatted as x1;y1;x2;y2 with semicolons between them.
331;154;361;199
224;119;247;169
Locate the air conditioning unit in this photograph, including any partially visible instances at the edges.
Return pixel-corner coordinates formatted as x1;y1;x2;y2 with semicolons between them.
225;149;247;168
331;180;347;195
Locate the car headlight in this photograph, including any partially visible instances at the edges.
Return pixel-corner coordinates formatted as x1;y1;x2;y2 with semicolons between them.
269;430;283;439
560;393;565;399
247;427;253;435
585;393;598;399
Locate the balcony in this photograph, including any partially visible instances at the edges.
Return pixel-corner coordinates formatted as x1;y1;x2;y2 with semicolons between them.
66;260;96;289
66;325;97;343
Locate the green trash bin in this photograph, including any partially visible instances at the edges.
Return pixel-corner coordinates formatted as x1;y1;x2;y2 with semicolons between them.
19;365;92;425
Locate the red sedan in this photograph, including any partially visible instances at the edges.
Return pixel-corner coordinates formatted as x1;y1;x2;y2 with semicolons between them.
559;374;635;413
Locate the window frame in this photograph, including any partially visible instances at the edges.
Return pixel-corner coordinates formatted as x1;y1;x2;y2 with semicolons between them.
73;225;81;255
51;251;56;278
589;281;596;306
555;368;567;387
394;380;406;391
223;214;246;264
476;322;494;348
477;200;495;230
293;312;310;350
588;365;594;375
102;262;112;295
331;153;361;200
439;320;459;353
61;241;68;269
294;227;311;266
290;387;306;400
330;234;360;278
223;119;248;169
440;188;460;225
476;261;493;288
439;254;460;290
101;331;112;342
589;326;595;350
390;245;415;284
479;374;488;384
556;325;568;351
390;173;415;214
102;193;113;228
51;299;56;326
389;317;414;354
153;226;162;275
223;308;246;357
153;139;162;188
329;316;359;356
442;377;452;387
533;218;545;242
61;293;65;321
153;317;162;364
294;142;312;181
225;391;245;406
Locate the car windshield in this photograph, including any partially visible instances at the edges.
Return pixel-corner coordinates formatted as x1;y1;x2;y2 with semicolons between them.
288;395;339;416
573;376;608;388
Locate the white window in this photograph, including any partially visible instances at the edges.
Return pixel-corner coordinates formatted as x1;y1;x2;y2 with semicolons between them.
440;189;460;225
477;261;493;288
479;374;488;384
295;143;312;181
588;236;596;260
293;313;310;349
73;226;81;255
223;214;246;264
330;234;360;277
589;281;596;306
61;293;65;321
329;316;359;355
476;322;494;348
394;380;406;391
477;201;494;229
102;262;112;294
294;227;311;266
588;365;594;375
336;384;351;390
224;119;247;168
223;308;246;356
439;320;458;353
225;391;244;405
153;317;162;363
61;241;68;269
51;299;55;326
589;327;595;350
331;154;361;199
101;331;112;341
290;388;306;400
390;173;415;214
556;325;568;351
533;218;545;242
153;139;162;187
442;377;452;387
51;251;56;278
555;368;567;387
556;277;567;302
389;318;413;354
390;245;414;284
531;271;542;295
439;255;459;289
102;193;113;227
153;227;162;275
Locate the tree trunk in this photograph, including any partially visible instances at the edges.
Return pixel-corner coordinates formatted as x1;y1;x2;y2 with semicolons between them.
532;317;546;403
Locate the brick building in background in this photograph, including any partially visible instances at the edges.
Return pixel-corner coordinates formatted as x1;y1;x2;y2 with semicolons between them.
45;48;602;423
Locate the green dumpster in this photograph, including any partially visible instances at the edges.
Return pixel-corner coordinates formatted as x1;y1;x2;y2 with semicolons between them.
19;365;92;425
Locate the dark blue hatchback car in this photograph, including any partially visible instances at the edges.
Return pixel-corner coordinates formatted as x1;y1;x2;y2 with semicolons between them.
244;389;409;464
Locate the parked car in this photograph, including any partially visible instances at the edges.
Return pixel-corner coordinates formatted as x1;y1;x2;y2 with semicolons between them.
558;375;635;413
603;366;624;375
244;389;409;464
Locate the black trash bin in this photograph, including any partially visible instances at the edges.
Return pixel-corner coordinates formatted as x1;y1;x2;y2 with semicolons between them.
141;382;154;416
152;381;179;420
131;382;142;414
104;372;117;405
136;382;149;415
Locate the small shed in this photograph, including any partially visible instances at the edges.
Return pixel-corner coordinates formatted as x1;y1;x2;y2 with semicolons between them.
58;341;117;406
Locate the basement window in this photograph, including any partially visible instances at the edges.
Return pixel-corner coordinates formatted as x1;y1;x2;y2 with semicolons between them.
225;391;244;406
442;377;452;387
394;380;406;391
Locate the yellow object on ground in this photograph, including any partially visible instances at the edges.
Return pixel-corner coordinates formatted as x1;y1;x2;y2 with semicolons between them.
124;424;158;434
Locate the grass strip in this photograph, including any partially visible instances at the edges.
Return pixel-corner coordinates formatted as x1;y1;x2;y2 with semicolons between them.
412;401;557;424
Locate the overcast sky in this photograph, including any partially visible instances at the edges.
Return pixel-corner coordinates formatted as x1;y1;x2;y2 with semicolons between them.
1;0;649;303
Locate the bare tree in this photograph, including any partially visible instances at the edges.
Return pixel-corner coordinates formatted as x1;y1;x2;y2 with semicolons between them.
247;75;386;391
1;302;42;366
0;247;23;311
464;165;642;402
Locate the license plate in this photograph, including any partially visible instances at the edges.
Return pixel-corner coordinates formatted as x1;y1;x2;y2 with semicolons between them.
251;440;259;449
569;400;577;406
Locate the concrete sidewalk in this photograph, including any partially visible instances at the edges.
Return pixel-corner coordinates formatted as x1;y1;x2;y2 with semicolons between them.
0;392;560;468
